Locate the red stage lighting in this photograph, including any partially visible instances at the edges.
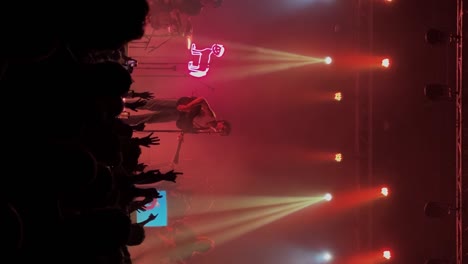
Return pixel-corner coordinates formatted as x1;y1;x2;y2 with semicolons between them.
186;37;192;50
334;153;343;162
382;58;391;68
381;187;389;197
383;250;392;260
334;92;342;101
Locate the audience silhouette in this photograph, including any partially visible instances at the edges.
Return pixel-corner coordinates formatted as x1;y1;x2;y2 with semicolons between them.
1;1;221;263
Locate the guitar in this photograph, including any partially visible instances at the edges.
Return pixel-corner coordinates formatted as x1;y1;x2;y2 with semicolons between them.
175;96;203;133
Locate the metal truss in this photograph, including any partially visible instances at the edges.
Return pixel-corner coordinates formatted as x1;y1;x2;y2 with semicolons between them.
354;0;375;253
455;0;465;263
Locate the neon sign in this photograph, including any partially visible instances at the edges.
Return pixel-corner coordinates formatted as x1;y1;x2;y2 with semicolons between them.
188;43;225;78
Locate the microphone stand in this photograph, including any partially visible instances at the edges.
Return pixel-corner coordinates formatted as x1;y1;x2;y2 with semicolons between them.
138;129;222;168
172;132;184;166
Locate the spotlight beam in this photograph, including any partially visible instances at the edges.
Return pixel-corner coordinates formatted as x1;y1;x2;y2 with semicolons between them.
194;37;325;62
237;45;323;62
172;195;324;218
241;54;324;62
186;201;315;237
209;202;312;245
210;61;322;82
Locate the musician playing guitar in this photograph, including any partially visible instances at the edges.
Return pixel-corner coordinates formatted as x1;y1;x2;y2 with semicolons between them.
123;96;231;136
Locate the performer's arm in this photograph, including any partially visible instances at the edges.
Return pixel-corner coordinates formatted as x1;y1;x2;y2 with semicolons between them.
177;97;215;117
138;213;158;227
177;97;206;112
124;90;155;100
131;170;162;184
201;99;217;118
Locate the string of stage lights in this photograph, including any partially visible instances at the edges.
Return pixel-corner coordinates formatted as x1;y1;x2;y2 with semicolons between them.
318;0;394;263
127;1;397;263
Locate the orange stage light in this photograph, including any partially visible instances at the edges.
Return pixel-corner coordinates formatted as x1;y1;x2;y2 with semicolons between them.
334;92;342;101
381;187;389;197
334;153;343;162
383;250;392;260
382;58;391;68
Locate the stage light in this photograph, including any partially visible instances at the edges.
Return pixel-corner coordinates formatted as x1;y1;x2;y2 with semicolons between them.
425;258;451;264
186;37;192;50
381;58;390;68
381;187;389;197
425;28;461;45
334;92;342;101
425;28;448;45
424;84;452;101
334;153;342;162
384;0;393;3
322;252;333;262
383;250;391;260
324;193;333;202
424;202;454;218
324;56;333;65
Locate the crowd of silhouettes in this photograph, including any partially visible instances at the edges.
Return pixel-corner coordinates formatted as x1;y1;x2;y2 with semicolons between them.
0;0;224;263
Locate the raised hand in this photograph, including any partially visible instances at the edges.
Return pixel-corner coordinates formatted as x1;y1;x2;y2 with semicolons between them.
125;98;147;112
148;188;163;199
134;91;155;100
132;169;163;185
163;170;183;183
138;133;160;148
148;213;158;221
135;163;148;172
134;200;148;213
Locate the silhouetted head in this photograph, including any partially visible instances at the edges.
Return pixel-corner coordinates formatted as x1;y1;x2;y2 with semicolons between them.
121;141;142;171
48;143;98;191
84;129;123;167
86;163;115;207
112;118;134;139
127;224;146;246
66;0;149;50
63;208;131;252
82;62;133;97
104;96;126;119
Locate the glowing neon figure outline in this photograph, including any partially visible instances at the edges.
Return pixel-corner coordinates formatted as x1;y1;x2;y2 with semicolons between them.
188;43;225;78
